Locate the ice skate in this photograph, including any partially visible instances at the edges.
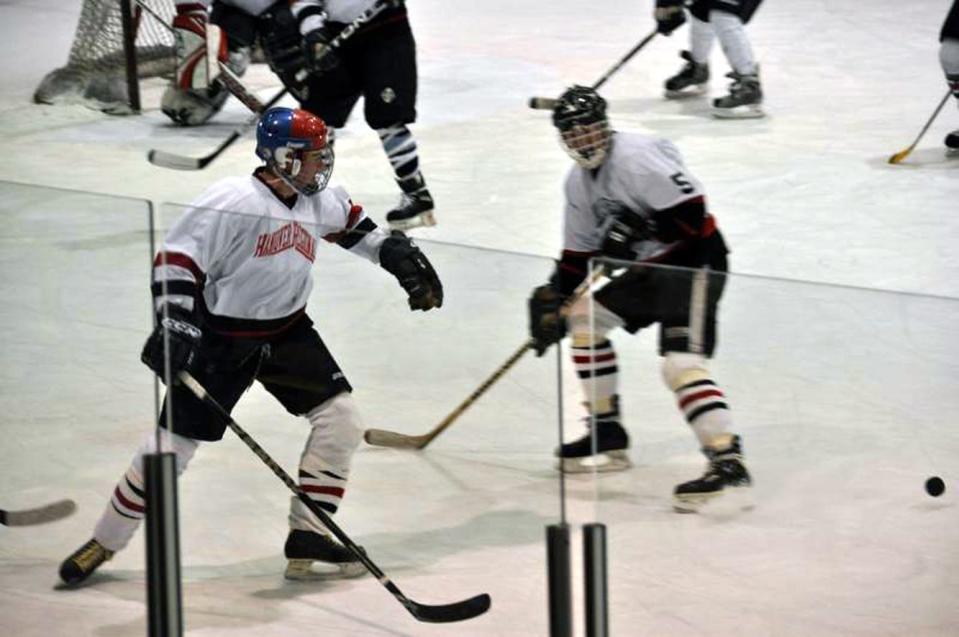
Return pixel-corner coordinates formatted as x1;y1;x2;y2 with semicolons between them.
557;410;631;473
664;50;709;99
284;529;365;580
386;175;436;231
712;71;764;119
946;130;959;155
673;435;752;513
59;538;113;586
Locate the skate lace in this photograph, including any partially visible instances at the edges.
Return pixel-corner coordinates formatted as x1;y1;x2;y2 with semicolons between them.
74;540;111;569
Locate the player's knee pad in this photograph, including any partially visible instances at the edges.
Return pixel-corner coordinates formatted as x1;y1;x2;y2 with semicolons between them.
661;352;711;392
566;297;622;345
134;429;199;475
304;391;363;466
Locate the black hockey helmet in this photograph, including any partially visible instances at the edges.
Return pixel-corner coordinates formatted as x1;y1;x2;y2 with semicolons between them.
552;85;611;169
552;85;608;131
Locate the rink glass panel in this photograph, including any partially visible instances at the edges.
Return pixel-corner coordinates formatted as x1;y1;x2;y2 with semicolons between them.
581;258;959;636
156;202;567;633
0;180;156;497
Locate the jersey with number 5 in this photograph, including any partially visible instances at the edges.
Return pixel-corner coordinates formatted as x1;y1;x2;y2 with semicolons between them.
561;131;712;263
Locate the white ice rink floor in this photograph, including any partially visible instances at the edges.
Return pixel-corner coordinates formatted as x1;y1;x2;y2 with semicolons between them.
1;1;958;636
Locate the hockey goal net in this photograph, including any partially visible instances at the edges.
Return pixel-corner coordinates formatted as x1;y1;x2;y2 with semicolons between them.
34;0;176;114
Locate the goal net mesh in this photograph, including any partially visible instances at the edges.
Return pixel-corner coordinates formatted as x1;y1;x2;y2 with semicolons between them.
34;0;176;114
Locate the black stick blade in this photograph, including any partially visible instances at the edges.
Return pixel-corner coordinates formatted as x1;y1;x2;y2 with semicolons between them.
0;499;77;526
409;593;491;623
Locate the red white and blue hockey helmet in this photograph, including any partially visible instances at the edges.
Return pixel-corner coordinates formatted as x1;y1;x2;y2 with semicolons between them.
255;107;333;195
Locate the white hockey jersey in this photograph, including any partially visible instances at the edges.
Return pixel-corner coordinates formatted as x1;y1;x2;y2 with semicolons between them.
562;131;708;263
291;0;392;28
154;174;387;334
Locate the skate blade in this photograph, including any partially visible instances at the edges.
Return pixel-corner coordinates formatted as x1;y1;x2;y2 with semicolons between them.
711;104;765;119
284;559;366;581
673;484;754;514
664;84;708;100
558;450;631;474
387;210;437;231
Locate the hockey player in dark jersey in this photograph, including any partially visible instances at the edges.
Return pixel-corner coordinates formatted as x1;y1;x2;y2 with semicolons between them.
162;0;436;231
654;0;765;118
58;107;443;585
941;0;959;151
528;86;751;512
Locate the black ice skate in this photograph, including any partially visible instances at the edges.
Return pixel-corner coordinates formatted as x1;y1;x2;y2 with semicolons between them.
557;401;631;473
673;435;752;513
59;538;114;586
946;130;959;154
712;71;764;119
664;50;709;99
284;529;365;580
386;175;436;231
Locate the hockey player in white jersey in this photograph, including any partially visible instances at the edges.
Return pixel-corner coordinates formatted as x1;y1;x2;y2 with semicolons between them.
58;107;443;585
654;0;765;118
528;86;751;512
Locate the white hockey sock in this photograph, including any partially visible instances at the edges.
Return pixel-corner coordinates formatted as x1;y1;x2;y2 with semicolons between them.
288;392;363;535
689;16;716;65
94;429;198;552
711;10;757;75
572;339;619;415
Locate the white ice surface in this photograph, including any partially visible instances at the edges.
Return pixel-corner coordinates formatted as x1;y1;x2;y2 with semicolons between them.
0;1;958;636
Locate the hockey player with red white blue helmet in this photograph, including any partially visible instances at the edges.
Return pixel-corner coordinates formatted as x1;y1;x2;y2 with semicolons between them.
528;86;751;512
58;107;442;586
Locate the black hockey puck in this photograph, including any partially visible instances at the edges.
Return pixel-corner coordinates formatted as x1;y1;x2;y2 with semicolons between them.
925;476;945;497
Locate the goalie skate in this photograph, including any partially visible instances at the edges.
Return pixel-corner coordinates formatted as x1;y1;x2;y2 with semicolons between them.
557;419;631;474
284;529;365;580
673;435;752;513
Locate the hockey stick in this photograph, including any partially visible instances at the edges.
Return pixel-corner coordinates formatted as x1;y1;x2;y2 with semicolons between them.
0;499;77;527
364;339;534;449
888;89;953;164
528;29;659;110
364;268;605;450
177;371;491;623
147;0;398;171
148;86;289;170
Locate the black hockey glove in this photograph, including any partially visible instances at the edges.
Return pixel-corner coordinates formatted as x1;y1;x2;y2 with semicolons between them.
305;24;342;74
259;5;310;97
379;231;444;311
528;284;568;357
654;0;686;36
600;209;652;264
140;307;203;382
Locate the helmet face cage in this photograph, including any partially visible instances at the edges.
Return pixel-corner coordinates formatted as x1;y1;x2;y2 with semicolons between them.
552;85;611;169
255;107;333;195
